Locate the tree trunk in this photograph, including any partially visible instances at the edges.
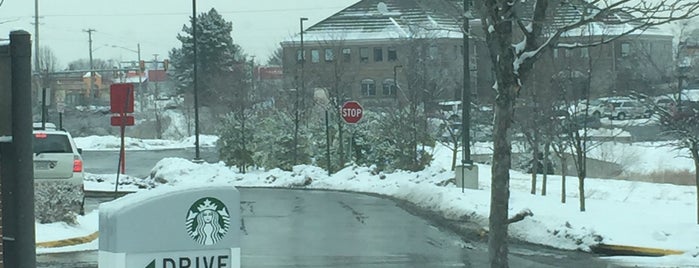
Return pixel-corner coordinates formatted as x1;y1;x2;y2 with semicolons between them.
691;142;699;224
489;89;514;268
530;146;538;195
561;157;567;203
542;142;550;196
578;175;586;212
452;147;458;171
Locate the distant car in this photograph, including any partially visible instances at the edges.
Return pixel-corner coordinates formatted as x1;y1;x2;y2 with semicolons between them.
32;123;85;214
572;99;609;118
437;100;462;121
606;99;651;120
552;110;601;131
655;97;675;110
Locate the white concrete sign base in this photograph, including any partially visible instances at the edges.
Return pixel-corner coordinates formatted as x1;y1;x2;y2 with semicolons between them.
100;248;241;268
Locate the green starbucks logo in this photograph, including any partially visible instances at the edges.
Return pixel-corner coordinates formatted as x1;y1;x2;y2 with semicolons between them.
186;197;230;245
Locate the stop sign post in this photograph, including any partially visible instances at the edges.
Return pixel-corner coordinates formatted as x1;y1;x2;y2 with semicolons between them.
341;101;363;124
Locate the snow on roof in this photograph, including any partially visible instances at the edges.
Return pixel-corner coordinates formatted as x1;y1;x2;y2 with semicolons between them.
283;0;463;44
284;0;671;46
82;72;102;78
561;21;672;38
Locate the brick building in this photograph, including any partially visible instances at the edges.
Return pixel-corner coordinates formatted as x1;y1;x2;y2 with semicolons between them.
280;0;674;112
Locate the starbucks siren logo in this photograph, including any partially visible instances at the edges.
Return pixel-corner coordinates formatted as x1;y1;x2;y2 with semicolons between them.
186;197;230;245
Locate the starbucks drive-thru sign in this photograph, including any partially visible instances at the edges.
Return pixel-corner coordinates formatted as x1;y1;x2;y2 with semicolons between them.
98;185;240;268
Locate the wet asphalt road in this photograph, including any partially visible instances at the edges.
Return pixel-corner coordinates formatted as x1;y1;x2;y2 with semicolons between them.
36;149;612;267
81;147;219;178
38;188;611;268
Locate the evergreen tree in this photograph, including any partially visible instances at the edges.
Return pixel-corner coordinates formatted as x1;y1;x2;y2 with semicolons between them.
353;110;434;172
250;110;311;171
169;8;248;114
218;112;254;171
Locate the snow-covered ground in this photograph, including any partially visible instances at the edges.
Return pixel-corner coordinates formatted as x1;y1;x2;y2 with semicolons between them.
74;134;219;151
37;135;699;267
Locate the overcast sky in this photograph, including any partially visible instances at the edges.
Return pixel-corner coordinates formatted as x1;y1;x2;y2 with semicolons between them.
0;0;357;68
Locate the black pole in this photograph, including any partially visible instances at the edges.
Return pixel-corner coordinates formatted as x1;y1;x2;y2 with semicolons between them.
59;112;63;130
7;30;37;268
294;18;308;165
192;0;201;161
462;0;472;166
41;88;47;129
325;109;331;175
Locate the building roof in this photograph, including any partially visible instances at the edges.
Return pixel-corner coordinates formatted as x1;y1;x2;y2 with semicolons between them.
284;0;464;44
282;0;670;46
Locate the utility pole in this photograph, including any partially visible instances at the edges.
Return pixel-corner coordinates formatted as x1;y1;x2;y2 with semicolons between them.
84;29;96;102
34;0;40;74
192;0;201;161
153;54;163;139
137;43;143;112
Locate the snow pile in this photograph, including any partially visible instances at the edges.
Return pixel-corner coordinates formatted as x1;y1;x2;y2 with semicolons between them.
35;211;98;254
140;146;699;260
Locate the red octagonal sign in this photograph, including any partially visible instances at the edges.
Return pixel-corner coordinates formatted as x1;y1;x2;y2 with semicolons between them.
341;101;363;124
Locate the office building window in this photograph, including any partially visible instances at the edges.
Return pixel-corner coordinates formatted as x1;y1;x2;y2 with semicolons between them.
621;43;631;57
388;47;397;61
360;47;369;63
325;48;334;62
382;79;396;96
342;48;351;62
361;79;376;96
296;49;305;63
428;45;438;60
374;47;383;62
311;49;320;63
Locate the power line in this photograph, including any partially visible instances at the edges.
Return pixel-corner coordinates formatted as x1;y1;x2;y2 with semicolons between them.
12;6;347;18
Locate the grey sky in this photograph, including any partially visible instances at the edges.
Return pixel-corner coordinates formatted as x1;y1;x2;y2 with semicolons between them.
0;0;357;68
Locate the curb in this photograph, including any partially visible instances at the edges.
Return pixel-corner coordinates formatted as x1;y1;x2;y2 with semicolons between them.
590;243;684;257
36;231;99;248
84;190;136;198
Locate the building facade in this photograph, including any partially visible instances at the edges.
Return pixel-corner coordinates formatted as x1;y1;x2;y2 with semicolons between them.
281;0;674;112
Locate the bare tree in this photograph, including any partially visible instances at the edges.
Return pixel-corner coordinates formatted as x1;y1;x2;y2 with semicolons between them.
300;33;359;169
477;0;699;265
37;46;61;73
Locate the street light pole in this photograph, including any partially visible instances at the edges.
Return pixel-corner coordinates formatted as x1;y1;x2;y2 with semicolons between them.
294;17;308;165
192;0;201;161
462;0;472;166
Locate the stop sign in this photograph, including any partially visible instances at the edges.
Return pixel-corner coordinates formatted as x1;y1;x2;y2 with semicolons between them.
341;101;363;124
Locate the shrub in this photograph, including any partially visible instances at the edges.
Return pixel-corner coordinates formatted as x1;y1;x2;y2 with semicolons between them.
34;182;83;224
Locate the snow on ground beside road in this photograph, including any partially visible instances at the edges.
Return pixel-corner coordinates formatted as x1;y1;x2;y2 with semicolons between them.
36;211;98;254
38;136;699;266
74;134;218;151
587;141;695;174
97;152;698;266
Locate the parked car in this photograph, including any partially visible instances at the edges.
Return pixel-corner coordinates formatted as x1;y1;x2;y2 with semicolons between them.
32;123;85;215
552;110;601;131
437;100;462;121
571;99;611;118
606;99;651;119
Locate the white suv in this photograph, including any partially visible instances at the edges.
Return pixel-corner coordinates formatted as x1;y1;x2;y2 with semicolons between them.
606;99;651;120
33;123;85;215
